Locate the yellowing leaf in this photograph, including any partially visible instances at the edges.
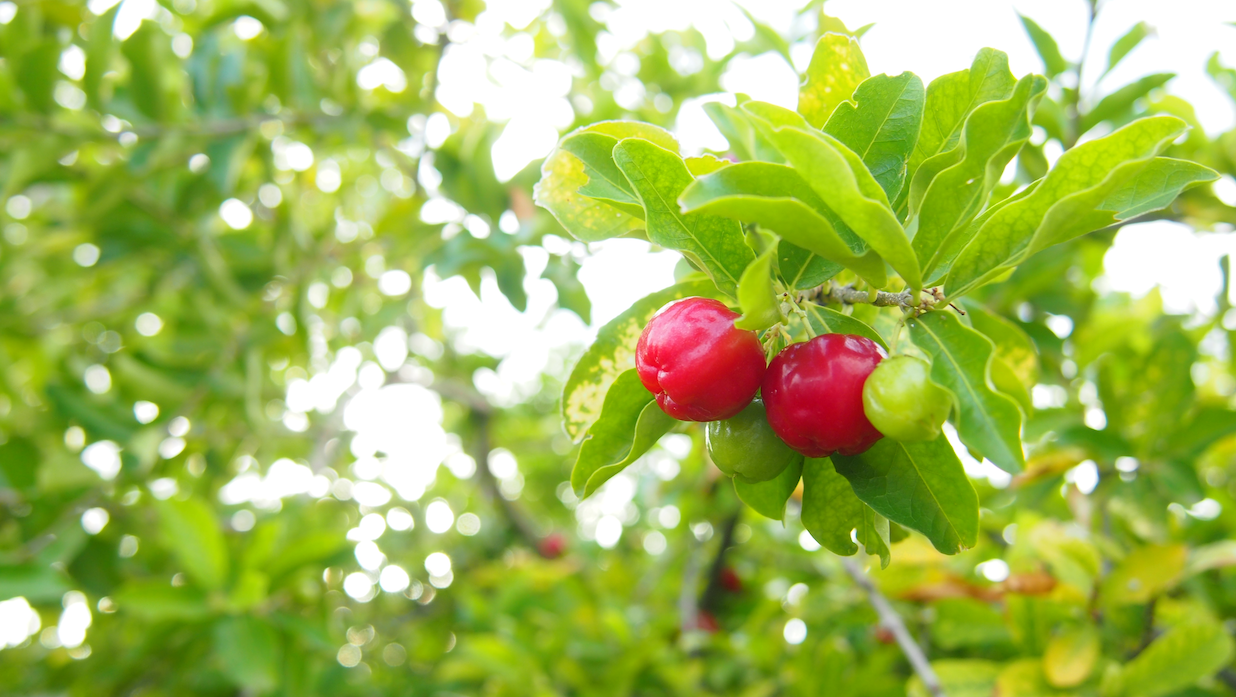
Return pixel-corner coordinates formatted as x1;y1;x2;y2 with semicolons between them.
1101;544;1187;605
1044;624;1100;688
798;33;870;128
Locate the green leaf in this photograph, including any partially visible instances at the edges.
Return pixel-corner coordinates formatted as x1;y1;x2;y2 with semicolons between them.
762;126;922;290
1044;624;1100;688
801;457;891;568
734;245;782;331
1019;14;1068;77
121;21;169;121
802;303;888;350
157;496;229;590
613;138;754;296
946;116;1189;297
1100;543;1187;605
534;121;677;242
909;660;1002;697
908;311;1025;474
908;49;1017;186
778;241;842;290
679;162;888;287
214;615;281;693
997;659;1074;697
112;580;211;620
824;72;925;204
798;33;871;128
571;370;676;497
561;280;721;440
560;131;645;218
1107;22;1152;76
734;456;803;521
1097;156;1218;220
703;101;784;163
15;40;60;114
833;436;979;555
1081;73;1174;134
912;75;1047;278
1104;621;1235;697
963;303;1040;386
684;154;729;177
84;6;119;111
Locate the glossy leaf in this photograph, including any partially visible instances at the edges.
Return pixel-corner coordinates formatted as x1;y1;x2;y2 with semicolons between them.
157;497;229;590
571;370;675;497
947;116;1191;297
1097;156;1218;220
1081;73;1174;134
613;138;754;296
963;302;1040;386
833;436;979;555
778;241;843;290
798;33;870;128
908;49;1017;185
734;245;782;330
703;102;783;163
734;456;803;521
534;121;677;242
824;71;925;203
679;161;888;286
1019;14;1068;77
801;457;891;567
803;303;888;350
763;126;922;290
912;75;1047;277
908;311;1025;474
561;131;644;218
561;280;720;441
1104;621;1235;697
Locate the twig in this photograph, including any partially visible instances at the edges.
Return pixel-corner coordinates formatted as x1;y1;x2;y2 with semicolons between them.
806;284;945;313
840;556;946;697
698;511;741;614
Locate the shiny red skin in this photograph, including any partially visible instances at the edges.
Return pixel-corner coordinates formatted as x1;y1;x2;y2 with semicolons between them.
538;532;567;559
762;334;886;457
636;297;766;422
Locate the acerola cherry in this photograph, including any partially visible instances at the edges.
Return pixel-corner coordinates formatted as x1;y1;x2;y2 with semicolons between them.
707;399;801;482
762;334;886;457
862;356;952;442
538;532;567;559
636;297;766;421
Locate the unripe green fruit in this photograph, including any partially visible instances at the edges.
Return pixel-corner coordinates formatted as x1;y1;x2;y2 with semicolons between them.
862;356;952;442
706;399;801;483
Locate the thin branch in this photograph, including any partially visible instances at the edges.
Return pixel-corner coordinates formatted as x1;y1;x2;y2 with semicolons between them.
840;556;946;697
698;511;741;614
805;283;946;312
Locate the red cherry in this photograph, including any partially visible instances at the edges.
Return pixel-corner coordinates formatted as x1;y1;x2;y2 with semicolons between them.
719;567;743;593
762;334;886;457
539;532;567;559
636;297;766;421
696;610;720;633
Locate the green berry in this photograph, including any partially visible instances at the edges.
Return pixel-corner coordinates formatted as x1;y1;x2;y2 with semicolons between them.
706;399;801;482
862;356;952;442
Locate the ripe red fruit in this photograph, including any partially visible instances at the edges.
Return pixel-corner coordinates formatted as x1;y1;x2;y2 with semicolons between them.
538;532;567;559
719;567;743;593
695;610;720;633
762;334;886;457
636;297;766;421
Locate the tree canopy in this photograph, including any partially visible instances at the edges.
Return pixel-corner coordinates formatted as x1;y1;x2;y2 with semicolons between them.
3;1;1236;696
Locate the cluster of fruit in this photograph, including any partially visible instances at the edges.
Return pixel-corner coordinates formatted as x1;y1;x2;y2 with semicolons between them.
636;297;950;482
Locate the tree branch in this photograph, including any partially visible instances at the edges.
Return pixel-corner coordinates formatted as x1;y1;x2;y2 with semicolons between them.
804;283;946;312
840;556;946;697
698;511;741;614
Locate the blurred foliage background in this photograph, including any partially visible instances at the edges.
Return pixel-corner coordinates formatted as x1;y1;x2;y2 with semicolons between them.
3;0;1236;695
